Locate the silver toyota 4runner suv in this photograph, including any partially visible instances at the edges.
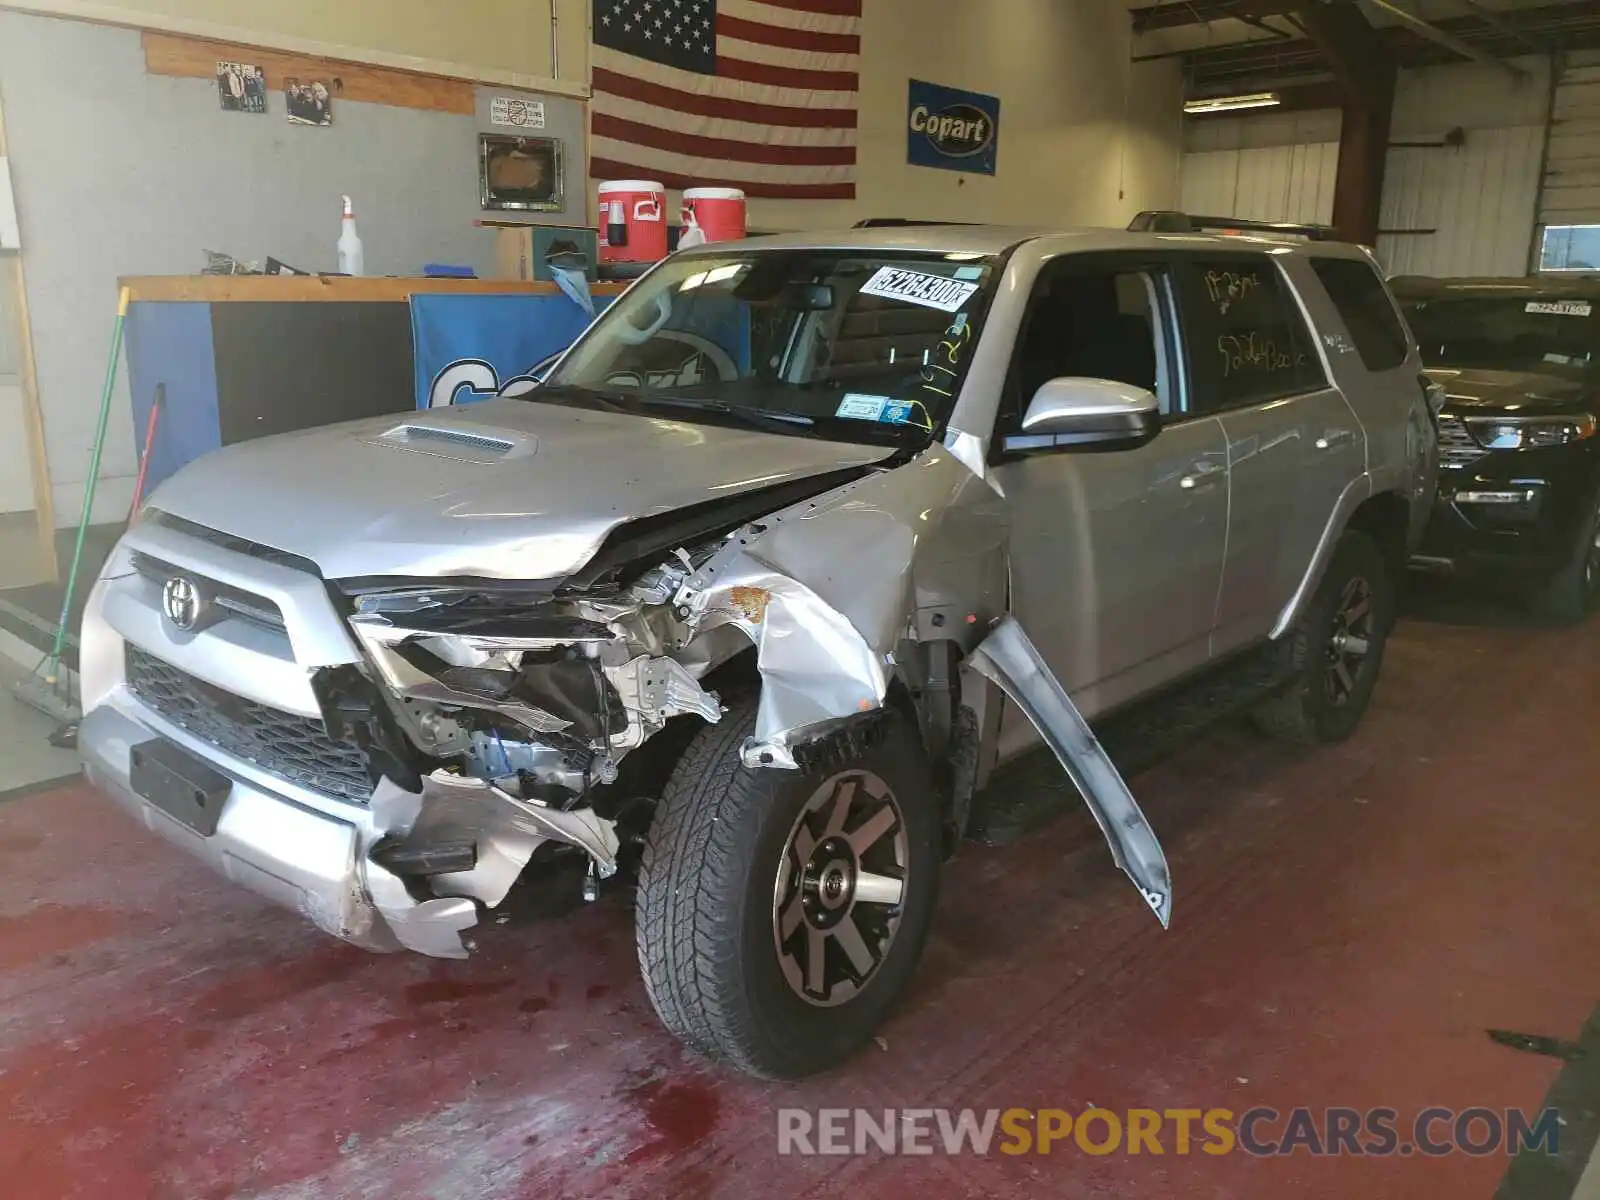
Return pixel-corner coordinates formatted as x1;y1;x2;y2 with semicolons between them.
80;217;1437;1078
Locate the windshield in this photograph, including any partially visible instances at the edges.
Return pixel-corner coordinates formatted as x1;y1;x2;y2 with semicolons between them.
1400;294;1597;380
540;248;1000;447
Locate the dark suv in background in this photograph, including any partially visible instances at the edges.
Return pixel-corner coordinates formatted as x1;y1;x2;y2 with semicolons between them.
1391;276;1600;617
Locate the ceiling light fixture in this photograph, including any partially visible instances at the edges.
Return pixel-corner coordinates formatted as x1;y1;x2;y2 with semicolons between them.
1184;92;1283;114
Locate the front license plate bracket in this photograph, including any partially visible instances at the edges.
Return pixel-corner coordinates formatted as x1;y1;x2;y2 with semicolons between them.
129;737;232;837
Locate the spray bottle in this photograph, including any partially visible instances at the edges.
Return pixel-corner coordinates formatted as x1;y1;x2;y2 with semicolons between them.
337;195;364;276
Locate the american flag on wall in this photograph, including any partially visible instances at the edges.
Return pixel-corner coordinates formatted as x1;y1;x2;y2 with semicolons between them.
590;0;861;199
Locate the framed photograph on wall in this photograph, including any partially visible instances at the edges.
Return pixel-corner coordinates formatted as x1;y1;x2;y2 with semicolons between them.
285;78;334;127
480;134;563;213
216;61;267;113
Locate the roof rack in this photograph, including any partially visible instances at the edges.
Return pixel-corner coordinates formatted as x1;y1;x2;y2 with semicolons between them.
1128;210;1342;242
852;218;976;228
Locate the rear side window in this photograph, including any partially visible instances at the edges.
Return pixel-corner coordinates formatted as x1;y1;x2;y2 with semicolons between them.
1309;257;1410;372
1174;257;1326;414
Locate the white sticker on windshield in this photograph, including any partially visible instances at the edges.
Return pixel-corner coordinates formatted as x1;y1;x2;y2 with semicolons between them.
837;394;887;421
1526;300;1592;317
859;266;980;313
836;393;919;426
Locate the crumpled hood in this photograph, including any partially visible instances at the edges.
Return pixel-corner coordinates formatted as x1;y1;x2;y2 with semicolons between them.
1425;367;1592;418
145;399;890;581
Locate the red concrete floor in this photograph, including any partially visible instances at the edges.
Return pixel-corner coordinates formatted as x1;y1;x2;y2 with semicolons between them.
2;588;1598;1199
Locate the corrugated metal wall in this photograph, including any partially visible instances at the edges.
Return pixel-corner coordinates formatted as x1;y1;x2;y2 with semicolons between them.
1179;57;1552;277
1180;110;1341;224
1540;50;1600;225
1180;142;1340;225
1378;127;1546;276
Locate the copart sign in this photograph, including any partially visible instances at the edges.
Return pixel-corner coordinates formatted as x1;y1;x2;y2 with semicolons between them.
907;78;1000;176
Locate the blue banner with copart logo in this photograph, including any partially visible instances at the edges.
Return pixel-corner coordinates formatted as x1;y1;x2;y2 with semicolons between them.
907;78;1000;176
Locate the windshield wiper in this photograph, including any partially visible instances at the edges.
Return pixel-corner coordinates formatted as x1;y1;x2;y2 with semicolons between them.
629;395;818;435
527;383;638;414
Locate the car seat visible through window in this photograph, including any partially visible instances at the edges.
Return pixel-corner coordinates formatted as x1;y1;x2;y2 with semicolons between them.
1015;273;1158;416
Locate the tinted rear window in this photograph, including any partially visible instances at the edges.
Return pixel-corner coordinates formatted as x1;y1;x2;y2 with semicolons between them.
1310;257;1409;372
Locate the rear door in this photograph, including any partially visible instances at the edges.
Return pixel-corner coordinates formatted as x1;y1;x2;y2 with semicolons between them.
1170;252;1364;657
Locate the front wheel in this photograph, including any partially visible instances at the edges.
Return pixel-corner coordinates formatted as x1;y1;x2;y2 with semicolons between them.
636;696;941;1079
1252;530;1395;745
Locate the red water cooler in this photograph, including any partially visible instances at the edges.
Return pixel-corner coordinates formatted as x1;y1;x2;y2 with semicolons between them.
597;180;668;265
680;187;748;246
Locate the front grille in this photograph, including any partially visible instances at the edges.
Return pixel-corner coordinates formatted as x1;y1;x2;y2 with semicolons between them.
1436;415;1487;469
129;552;285;632
125;645;373;804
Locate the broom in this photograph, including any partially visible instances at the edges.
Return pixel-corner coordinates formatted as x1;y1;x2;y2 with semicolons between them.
13;286;130;727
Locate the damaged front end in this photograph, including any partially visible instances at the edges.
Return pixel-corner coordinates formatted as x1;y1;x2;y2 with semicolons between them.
320;564;736;956
300;441;1170;959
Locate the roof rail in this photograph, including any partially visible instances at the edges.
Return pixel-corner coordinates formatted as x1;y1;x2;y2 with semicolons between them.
852;218;976;228
1128;210;1342;242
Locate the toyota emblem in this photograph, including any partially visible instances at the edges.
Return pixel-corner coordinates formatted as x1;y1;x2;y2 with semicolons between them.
161;575;203;632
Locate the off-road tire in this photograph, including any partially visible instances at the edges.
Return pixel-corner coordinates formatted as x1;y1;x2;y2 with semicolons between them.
1533;489;1600;623
1252;530;1395;745
636;694;940;1079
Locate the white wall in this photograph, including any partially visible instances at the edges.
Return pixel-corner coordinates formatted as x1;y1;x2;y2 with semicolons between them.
0;0;587;92
1378;56;1550;277
0;11;583;528
1179;57;1552;277
746;0;1184;232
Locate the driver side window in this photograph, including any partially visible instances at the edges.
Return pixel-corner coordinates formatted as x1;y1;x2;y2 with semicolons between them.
999;259;1174;436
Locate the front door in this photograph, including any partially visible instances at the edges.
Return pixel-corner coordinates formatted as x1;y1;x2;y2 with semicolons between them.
991;256;1229;722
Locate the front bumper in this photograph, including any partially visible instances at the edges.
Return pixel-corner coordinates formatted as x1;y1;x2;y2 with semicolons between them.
81;701;479;956
76;524;482;959
1415;443;1600;577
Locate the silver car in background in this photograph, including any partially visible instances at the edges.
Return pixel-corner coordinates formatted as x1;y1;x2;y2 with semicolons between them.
80;221;1435;1078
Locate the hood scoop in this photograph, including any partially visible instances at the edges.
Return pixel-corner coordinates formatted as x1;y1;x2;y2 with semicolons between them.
370;421;535;465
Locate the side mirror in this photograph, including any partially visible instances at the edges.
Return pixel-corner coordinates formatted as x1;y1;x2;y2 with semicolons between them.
1004;378;1161;454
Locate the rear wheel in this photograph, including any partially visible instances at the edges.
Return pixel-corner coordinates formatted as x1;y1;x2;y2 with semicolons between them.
1534;490;1600;622
1252;530;1395;745
636;695;940;1079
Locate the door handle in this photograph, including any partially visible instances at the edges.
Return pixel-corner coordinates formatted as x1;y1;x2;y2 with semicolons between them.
1179;460;1225;490
1316;429;1356;451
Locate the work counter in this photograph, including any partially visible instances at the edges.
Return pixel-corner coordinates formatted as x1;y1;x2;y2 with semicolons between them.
121;274;624;494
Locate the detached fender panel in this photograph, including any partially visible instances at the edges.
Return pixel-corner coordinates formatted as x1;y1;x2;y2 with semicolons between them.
968;616;1172;928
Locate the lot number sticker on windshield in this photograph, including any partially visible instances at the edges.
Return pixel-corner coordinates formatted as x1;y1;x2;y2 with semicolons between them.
1526;300;1593;317
859;267;979;312
837;393;920;425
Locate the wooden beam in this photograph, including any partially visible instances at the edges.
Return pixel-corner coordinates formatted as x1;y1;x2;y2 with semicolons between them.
0;95;58;581
141;31;476;116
